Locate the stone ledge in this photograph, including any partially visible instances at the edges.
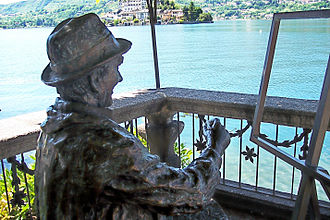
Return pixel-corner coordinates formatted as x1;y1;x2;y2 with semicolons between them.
0;111;46;141
161;87;323;129
0;87;327;159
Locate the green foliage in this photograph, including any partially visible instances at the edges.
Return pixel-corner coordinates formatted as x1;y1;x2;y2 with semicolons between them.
133;18;139;23
113;19;120;26
176;0;330;20
0;0;118;29
158;0;178;10
212;0;330;19
199;12;213;22
174;142;193;168
183;2;204;21
138;134;148;148
0;156;36;219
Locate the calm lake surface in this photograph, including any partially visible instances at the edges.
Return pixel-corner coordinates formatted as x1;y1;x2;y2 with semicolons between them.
0;19;329;199
1;19;330;119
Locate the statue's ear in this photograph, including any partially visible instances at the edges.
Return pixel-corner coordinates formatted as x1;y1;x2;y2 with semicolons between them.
89;73;100;94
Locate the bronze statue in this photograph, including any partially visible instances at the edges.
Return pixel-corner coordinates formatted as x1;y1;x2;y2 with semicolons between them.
35;13;230;219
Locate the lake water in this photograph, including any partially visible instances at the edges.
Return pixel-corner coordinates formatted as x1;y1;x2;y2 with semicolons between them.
0;19;329;200
1;19;330;119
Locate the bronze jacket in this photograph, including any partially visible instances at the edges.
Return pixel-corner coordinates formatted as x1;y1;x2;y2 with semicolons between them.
35;98;224;220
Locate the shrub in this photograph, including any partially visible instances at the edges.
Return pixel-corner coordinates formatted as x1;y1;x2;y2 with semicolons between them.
0;156;36;219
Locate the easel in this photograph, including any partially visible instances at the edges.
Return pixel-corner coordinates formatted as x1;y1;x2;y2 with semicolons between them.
250;10;330;219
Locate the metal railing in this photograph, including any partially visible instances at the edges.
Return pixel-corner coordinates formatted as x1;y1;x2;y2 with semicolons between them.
1;87;329;218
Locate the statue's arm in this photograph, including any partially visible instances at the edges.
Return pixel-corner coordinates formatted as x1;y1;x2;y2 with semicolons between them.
109;119;230;214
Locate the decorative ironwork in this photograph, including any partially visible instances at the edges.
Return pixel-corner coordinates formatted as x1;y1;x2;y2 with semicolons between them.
194;115;207;151
21;153;32;209
7;156;34;175
194;139;207;151
7;156;25;207
7;156;34;207
242;146;257;163
229;121;252;138
194;117;252;151
1;159;11;212
299;130;310;160
198;114;206;138
260;128;311;160
259;128;311;148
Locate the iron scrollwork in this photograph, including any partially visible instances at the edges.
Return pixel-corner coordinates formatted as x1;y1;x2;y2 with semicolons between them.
194;116;253;152
260;128;312;160
193;117;312;163
229;121;252;138
7;156;34;207
194;115;207;151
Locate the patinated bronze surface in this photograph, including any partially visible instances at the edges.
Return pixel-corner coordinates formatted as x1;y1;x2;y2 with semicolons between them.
35;13;230;219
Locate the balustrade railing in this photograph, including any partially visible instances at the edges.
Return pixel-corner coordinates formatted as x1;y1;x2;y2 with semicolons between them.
1;87;329;218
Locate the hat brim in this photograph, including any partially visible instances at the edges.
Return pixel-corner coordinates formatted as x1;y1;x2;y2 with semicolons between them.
41;38;132;87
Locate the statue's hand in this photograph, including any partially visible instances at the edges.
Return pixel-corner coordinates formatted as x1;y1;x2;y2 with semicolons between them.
203;118;230;156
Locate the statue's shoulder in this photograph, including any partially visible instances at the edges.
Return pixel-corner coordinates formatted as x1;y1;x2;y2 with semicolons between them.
64;117;140;148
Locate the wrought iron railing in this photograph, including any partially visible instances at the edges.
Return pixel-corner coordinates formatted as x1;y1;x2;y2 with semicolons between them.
1;87;329;218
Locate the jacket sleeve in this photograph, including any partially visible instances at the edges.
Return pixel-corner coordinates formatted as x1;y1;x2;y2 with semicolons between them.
107;139;222;215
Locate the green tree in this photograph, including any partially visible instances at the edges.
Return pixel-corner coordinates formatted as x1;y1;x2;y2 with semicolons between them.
199;12;213;22
183;6;189;20
170;1;175;9
182;1;204;22
188;1;195;20
133;18;139;23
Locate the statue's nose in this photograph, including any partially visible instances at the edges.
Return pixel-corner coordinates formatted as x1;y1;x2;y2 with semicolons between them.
118;72;123;82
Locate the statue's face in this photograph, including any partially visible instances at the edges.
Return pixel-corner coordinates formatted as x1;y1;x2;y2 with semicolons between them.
97;55;124;107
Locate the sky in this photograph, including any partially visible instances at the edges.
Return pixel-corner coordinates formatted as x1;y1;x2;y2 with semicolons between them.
0;0;26;5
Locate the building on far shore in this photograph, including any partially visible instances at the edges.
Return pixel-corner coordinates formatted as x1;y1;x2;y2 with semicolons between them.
160;9;184;23
135;9;149;20
119;0;147;12
101;0;184;25
101;0;149;25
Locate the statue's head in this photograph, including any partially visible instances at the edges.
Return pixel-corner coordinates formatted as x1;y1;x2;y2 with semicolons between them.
41;13;131;107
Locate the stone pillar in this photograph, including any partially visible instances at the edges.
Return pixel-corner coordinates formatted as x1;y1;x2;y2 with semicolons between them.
146;107;184;168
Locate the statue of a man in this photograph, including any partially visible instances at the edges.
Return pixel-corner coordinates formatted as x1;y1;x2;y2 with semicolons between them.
35;13;230;219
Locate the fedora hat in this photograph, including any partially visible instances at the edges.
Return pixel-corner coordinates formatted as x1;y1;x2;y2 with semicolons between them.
41;13;132;86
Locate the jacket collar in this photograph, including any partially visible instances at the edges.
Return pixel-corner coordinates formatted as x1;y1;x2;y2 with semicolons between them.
41;98;114;134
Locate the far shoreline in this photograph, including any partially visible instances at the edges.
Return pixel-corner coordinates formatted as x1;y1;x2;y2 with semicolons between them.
0;18;275;30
